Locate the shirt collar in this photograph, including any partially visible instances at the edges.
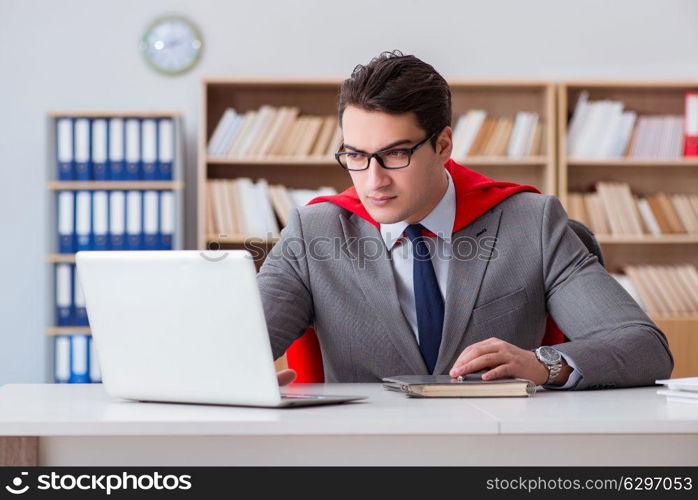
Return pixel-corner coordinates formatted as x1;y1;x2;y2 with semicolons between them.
380;168;455;251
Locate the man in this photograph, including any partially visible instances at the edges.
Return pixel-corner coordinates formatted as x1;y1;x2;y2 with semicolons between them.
259;50;673;390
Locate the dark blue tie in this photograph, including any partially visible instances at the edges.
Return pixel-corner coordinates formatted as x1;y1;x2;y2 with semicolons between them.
404;223;444;374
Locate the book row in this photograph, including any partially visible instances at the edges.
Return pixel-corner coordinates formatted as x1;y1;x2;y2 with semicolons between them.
57;190;175;253
612;265;698;316
451;110;542;159
53;334;101;384
567;183;698;236
55;117;175;181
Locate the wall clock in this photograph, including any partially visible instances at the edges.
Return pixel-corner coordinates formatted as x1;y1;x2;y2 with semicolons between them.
141;16;203;76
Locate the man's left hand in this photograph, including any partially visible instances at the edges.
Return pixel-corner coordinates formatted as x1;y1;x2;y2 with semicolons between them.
449;337;569;386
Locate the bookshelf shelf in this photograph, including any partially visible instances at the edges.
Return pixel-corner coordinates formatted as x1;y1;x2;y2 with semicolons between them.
48;181;184;190
567;159;698;168
596;235;698;244
47;254;76;263
206;234;280;245
47;327;91;336
207;156;335;166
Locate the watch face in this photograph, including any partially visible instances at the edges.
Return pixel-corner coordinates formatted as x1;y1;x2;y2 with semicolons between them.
141;16;203;75
538;346;561;364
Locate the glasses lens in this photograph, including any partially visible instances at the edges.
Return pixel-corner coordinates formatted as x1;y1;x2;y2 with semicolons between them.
338;152;367;170
379;150;410;169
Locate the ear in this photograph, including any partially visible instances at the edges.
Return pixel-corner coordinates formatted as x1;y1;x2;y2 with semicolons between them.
435;126;453;162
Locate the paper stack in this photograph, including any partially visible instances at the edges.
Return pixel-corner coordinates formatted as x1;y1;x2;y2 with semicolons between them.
656;377;698;405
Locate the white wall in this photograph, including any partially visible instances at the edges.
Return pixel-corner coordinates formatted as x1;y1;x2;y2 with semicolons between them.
2;0;698;384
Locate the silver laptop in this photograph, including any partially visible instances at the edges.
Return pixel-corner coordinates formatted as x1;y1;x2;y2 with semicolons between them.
75;250;366;408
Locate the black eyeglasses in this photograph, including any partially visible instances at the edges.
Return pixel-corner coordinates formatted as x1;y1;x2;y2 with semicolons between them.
335;131;437;171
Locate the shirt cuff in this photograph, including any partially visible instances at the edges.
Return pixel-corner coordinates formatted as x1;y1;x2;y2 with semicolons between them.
543;351;583;390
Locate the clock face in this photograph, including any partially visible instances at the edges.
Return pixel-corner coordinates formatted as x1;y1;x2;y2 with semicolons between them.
141;16;203;75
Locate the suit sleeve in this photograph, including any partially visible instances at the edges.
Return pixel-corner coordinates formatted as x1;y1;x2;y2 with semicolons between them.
256;207;314;360
541;195;674;389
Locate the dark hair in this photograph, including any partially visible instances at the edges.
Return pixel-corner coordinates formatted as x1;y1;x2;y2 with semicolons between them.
338;50;451;149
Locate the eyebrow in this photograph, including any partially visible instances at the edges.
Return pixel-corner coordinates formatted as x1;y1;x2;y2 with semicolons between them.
342;138;414;153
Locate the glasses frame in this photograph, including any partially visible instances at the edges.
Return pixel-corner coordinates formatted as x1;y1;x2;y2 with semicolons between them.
335;131;437;171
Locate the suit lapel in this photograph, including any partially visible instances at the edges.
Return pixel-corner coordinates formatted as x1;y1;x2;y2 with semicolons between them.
339;213;428;374
433;207;503;374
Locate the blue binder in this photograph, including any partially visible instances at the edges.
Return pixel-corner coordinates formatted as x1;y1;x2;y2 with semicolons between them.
54;335;71;383
109;191;126;250
55;263;73;326
91;119;108;181
143;190;159;250
142;119;158;181
160;191;174;249
126;190;143;250
89;336;102;383
92;191;109;250
69;334;90;383
158;118;174;180
74;118;92;181
75;190;93;251
125;118;142;180
57;191;75;253
108;118;126;180
73;266;89;327
56;118;75;180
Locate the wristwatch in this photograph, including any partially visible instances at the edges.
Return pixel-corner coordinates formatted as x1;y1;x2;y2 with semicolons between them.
535;346;563;385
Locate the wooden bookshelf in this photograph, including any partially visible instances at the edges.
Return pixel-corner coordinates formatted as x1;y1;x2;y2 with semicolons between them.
558;81;698;377
198;77;557;250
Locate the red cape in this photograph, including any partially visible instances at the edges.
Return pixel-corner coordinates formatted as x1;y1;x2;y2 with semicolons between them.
306;158;541;231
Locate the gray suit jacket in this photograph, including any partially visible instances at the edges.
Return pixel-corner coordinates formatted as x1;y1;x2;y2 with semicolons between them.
257;191;674;389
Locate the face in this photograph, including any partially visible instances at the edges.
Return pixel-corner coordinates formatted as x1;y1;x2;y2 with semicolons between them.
340;105;453;224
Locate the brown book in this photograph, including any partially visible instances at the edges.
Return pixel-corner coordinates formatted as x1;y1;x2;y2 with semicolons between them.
617;183;644;235
268;185;290;227
596;182;628;235
656;192;686;233
672;195;698;233
568;192;590;228
226;179;245;237
297;116;324;157
256;107;290;157
289;116;312;157
646;195;672;234
205;181;216;235
247;106;280;158
268;107;301;156
641;266;673;315
311;116;338;157
584;193;610;235
382;374;535;398
324;124;344;156
469;118;497;156
624;266;661;315
483;118;510;157
226;111;257;158
527;122;542;156
278;116;305;157
664;266;696;313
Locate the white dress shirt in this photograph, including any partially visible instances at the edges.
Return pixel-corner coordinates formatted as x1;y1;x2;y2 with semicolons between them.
379;169;582;389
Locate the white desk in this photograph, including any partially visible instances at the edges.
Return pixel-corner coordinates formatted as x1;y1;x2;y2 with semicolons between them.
0;383;697;466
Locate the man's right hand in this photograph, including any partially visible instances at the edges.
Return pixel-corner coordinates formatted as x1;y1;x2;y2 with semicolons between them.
277;369;297;386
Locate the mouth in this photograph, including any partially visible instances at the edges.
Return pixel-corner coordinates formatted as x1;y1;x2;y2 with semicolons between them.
367;195;397;207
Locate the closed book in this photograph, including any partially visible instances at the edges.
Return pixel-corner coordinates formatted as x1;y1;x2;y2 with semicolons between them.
69;334;90;383
54;335;71;383
55;263;73;326
75;191;92;251
382;374;536;398
92;191;109;250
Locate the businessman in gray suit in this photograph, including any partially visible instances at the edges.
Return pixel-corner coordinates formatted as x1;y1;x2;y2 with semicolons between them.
258;50;673;390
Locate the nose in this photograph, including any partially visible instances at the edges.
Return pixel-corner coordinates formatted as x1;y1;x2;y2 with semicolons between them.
366;156;392;190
